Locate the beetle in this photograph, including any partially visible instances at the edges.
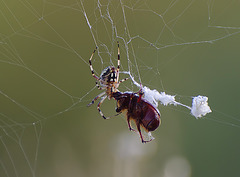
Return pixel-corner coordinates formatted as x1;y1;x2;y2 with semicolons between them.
112;91;161;143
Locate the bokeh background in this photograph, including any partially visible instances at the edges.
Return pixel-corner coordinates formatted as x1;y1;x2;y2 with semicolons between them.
0;0;240;177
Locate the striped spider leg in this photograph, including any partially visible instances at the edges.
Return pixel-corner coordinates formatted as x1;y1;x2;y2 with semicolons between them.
88;42;128;119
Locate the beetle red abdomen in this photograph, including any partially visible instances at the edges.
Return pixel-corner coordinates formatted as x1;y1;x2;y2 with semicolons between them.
141;105;160;131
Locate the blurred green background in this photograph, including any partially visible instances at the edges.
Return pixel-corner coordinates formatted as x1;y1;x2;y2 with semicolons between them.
0;0;240;177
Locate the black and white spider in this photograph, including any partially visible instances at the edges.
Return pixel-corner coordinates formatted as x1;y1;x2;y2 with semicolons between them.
88;42;128;119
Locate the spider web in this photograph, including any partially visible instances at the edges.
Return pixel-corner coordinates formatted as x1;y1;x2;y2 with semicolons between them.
0;0;240;177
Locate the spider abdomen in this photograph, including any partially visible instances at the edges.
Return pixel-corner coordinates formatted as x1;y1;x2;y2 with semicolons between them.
100;66;117;84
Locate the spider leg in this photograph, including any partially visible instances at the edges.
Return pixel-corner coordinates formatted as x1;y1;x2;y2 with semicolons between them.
116;41;120;83
87;92;105;107
118;77;129;84
107;112;122;119
97;95;108;119
89;47;99;80
96;81;106;90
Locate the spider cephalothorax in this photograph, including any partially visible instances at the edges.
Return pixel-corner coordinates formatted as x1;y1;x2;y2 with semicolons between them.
88;42;128;119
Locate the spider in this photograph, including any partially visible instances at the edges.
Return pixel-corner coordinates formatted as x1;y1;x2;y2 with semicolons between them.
87;42;128;119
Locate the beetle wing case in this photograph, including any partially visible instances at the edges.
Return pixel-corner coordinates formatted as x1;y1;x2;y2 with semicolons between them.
141;104;160;131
